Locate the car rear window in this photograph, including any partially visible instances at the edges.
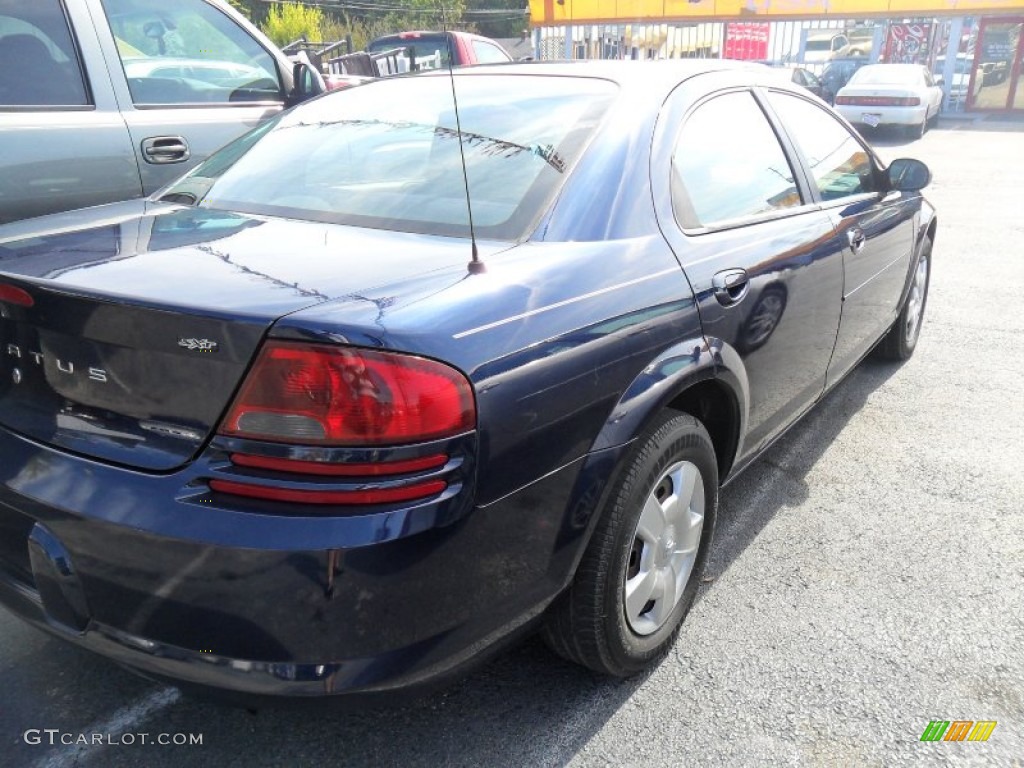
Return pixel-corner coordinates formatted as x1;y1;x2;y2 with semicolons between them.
368;35;451;69
163;74;617;241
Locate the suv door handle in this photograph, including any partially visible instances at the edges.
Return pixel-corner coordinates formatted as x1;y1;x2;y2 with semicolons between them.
712;268;749;307
141;136;190;164
847;227;867;254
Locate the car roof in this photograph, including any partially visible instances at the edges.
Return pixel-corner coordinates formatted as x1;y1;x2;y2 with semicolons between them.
857;62;924;72
370;30;500;43
429;58;786;93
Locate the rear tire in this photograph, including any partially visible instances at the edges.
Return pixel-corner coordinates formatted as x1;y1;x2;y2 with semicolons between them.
906;119;926;140
541;412;718;677
876;235;931;361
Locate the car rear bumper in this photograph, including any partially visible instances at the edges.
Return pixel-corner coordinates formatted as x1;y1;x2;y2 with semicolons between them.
0;426;590;700
835;104;928;126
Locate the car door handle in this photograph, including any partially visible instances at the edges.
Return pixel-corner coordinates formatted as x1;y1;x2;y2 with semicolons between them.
712;268;749;307
847;227;867;254
141;136;190;164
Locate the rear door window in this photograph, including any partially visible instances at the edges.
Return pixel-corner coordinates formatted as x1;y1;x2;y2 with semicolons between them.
99;0;282;106
671;91;803;229
0;0;89;107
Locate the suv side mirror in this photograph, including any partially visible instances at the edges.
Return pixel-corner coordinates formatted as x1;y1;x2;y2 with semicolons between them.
888;158;931;191
288;57;325;105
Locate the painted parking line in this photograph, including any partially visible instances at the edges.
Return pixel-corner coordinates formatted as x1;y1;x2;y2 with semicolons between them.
33;687;181;768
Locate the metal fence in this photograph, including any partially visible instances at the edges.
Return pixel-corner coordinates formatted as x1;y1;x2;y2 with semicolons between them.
534;17;982;113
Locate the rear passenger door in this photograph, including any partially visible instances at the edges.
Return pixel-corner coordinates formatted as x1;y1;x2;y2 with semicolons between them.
651;77;845;462
764;91;916;386
0;0;141;223
88;0;289;193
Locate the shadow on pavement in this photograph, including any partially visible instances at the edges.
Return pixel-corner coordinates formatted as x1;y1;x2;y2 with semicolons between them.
700;357;902;588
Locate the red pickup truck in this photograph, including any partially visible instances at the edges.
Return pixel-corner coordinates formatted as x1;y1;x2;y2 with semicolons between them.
367;30;512;69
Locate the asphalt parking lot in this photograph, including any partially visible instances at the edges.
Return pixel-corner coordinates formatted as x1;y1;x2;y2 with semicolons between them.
2;121;1022;768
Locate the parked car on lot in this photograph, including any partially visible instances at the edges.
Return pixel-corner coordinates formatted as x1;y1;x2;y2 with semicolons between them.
802;30;850;64
367;30;512;70
933;53;980;105
0;0;323;225
761;64;833;103
834;63;943;138
0;61;934;701
820;56;870;100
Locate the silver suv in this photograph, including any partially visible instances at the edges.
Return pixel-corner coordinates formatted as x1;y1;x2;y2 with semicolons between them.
0;0;322;224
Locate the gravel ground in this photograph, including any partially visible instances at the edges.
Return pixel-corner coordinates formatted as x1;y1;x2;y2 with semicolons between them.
2;123;1022;768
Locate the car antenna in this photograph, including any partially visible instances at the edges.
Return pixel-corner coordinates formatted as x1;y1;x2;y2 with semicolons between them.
439;3;485;275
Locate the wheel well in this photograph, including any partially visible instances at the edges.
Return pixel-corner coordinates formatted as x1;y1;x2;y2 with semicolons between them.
666;379;739;479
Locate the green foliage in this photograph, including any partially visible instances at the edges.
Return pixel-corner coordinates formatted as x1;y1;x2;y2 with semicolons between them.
262;2;326;46
225;0;268;24
468;0;528;39
254;1;505;58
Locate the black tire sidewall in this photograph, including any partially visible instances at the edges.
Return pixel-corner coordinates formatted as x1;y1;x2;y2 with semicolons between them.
601;413;718;672
899;236;932;356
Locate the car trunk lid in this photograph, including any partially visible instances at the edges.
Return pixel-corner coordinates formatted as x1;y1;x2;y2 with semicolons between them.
0;204;486;470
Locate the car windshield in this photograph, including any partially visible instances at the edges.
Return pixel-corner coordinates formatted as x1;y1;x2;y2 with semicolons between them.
159;74;617;240
848;65;921;85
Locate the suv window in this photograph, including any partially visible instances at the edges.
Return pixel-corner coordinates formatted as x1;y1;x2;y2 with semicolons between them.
672;91;802;229
767;92;877;201
100;0;281;105
472;40;510;64
0;1;89;107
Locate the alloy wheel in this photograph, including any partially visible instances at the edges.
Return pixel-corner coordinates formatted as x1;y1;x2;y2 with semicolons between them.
905;251;929;344
624;460;705;636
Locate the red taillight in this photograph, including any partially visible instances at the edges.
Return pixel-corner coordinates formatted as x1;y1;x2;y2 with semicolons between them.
0;284;34;307
229;452;448;476
218;342;475;446
209;478;447;505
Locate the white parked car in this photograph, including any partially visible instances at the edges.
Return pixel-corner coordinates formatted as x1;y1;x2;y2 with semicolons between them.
834;63;943;139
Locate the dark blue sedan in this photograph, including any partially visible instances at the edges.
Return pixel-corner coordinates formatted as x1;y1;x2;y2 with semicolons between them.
0;61;934;700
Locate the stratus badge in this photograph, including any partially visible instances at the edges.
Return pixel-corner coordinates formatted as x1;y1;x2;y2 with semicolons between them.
178;338;218;352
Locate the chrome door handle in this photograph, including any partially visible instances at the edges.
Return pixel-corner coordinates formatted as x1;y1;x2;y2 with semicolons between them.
141;136;190;164
847;227;867;254
712;268;749;307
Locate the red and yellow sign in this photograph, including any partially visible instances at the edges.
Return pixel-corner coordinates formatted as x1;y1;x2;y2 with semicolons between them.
529;0;1024;24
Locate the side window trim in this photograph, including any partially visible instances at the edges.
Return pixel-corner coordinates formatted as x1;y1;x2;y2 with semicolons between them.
670;87;817;236
59;0;96;108
757;86;883;207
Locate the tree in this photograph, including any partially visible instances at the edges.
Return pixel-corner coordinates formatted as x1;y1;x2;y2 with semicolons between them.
262;2;326;46
225;0;265;23
467;0;529;39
